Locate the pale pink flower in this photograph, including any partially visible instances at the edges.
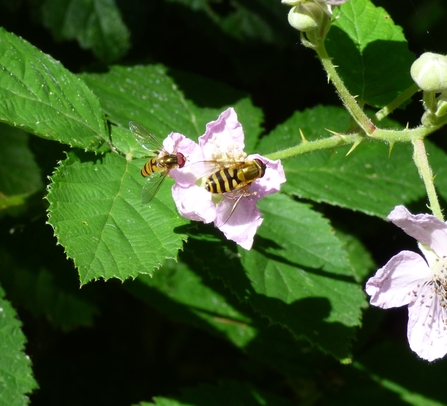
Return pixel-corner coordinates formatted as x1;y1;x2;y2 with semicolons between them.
365;205;447;361
170;108;286;250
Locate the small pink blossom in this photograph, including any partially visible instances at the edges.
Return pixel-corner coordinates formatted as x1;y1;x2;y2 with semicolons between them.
365;205;447;361
170;108;286;250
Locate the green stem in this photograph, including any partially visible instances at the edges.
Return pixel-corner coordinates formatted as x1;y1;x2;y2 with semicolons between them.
374;84;420;122
264;123;444;161
264;132;363;161
314;43;376;134
369;125;433;143
412;138;443;220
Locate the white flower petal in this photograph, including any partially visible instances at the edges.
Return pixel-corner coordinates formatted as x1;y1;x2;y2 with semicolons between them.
199;108;246;160
365;251;432;308
172;184;216;223
247;154;286;199
407;288;447;361
169;137;204;186
218;198;263;250
389;205;447;258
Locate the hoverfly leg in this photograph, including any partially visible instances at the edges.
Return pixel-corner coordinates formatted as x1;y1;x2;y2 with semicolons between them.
214;191;246;228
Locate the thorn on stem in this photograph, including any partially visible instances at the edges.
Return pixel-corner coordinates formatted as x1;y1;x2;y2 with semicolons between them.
388;142;395;158
346;140;361;156
299;128;308;143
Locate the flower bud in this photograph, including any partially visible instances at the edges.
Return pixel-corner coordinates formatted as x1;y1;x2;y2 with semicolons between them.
287;2;325;32
411;52;447;92
434;89;447;118
281;0;301;5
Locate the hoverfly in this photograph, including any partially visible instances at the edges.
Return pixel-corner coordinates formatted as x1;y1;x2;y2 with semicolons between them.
129;121;186;204
204;159;266;194
198;158;266;226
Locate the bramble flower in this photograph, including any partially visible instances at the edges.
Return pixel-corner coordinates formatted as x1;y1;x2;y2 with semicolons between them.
365;205;447;361
170;108;286;250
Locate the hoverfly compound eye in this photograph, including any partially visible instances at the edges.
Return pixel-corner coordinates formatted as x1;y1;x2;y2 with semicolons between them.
177;153;187;168
255;159;267;178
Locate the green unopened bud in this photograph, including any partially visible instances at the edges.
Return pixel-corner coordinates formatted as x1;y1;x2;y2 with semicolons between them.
433;89;447;118
411;52;447;92
287;2;325;32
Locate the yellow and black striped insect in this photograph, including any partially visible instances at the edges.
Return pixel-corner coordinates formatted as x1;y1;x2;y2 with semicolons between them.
204;159;266;194
129;121;186;204
199;159;266;226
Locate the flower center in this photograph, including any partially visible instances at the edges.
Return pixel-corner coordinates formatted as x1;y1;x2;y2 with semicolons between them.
207;135;247;163
431;256;447;307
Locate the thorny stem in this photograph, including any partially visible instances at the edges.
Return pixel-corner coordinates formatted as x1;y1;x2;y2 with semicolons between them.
412;138;444;221
264;125;440;161
314;42;376;135
266;21;447;220
265;132;363;161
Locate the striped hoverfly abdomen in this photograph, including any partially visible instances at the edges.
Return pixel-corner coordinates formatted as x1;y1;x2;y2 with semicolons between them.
204;159;266;194
199;158;267;226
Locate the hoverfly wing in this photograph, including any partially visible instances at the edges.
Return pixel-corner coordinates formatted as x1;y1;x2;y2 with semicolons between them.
214;191;246;228
188;161;220;178
188;160;243;181
141;171;167;204
129;121;163;153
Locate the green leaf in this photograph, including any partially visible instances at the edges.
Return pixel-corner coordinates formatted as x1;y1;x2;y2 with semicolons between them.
0;285;38;405
138;400;179;406
259;106;425;217
184;195;366;359
82;65;203;138
46;149;188;284
0;28;109;151
126;258;259;349
82;65;263;151
152;381;297;406
0;247;100;331
128;258;352;377
242;194;366;358
0;124;43;211
352;341;447;406
335;228;376;283
42;0;130;62
327;0;415;107
163;0;290;45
